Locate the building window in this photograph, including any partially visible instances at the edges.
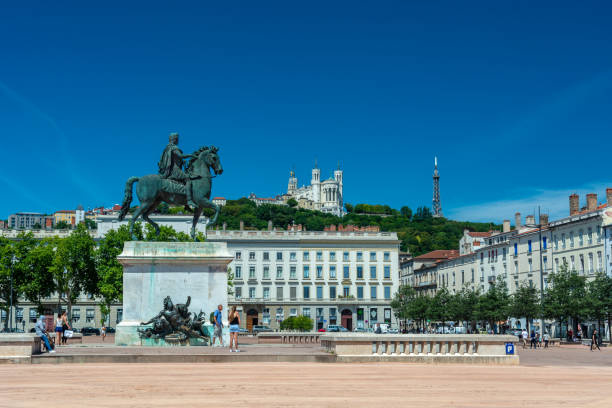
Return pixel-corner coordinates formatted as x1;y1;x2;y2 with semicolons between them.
303;266;310;279
249;287;256;298
262;308;270;325
343;286;350;297
461;270;465;284
597;226;602;242
588;227;593;244
276;266;283;279
316;265;323;279
235;287;242;299
514;243;518;256
570;255;575;271
554;258;559;273
329;308;337;324
86;308;95;323
384;286;391;299
330;286;337;299
471;268;474;283
330;252;336;261
528;259;532;274
384;252;390;261
357;286;364;299
514;261;518;274
330;265;336;279
290;266;296;279
384;266;390;279
588;253;594;273
249;252;255;260
116;308;123;324
316;286;323;299
597;251;603;272
235;266;242;279
276;287;283;300
71;308;81;323
29;309;37;323
370;286;377;299
303;286;310;299
290;308;298;317
343;252;349;261
14;307;23;323
543;256;548;272
542;236;547;250
303;251;310;261
263;266;270;279
370;252;376;261
276;252;283;261
578;231;584;247
263;287;270;299
290;287;297;300
570;232;574;248
343;266;350;279
370;266;377;279
263;252;269;261
316;251;323;261
357;252;363;262
249;266;256;279
357;266;363;279
290;252;296;261
302;308;311;318
562;233;566;249
528;240;532;253
235;251;242;260
370;308;378;323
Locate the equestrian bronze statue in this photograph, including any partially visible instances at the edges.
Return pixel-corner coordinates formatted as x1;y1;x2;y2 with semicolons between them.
118;133;223;240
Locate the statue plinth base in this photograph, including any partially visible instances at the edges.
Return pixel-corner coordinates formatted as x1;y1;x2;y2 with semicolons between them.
115;241;233;346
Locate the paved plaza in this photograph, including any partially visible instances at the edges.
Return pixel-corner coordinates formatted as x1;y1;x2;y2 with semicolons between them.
1;346;611;407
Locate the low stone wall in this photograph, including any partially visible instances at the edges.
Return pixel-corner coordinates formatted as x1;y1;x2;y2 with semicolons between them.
321;334;518;364
0;334;42;363
258;333;321;344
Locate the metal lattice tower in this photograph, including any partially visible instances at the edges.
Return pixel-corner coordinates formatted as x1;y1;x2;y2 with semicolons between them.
432;156;443;217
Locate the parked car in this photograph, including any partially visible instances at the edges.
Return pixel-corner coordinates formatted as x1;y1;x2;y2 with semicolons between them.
238;328;249;334
318;328;326;332
326;325;349;332
388;328;399;334
105;327;116;334
354;328;367;333
252;325;272;334
81;327;100;336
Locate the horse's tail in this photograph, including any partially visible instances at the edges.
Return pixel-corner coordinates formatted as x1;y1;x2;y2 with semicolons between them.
118;177;139;220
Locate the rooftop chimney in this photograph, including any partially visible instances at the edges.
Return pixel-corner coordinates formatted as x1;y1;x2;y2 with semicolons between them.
515;212;521;230
526;215;535;226
586;193;597;211
503;220;510;233
539;213;549;226
607;188;612;206
239;220;244;231
569;194;579;216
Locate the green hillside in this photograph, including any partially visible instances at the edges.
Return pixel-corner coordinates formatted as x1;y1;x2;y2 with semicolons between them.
161;199;498;256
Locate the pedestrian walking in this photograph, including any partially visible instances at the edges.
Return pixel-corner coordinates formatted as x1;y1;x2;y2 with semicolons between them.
521;329;528;349
36;315;55;353
530;330;536;349
212;304;224;347
590;329;601;351
543;332;549;348
568;328;573;342
55;312;65;346
101;325;107;342
60;311;71;345
228;306;241;353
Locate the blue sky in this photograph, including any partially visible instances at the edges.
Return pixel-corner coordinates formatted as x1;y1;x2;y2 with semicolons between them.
1;1;611;223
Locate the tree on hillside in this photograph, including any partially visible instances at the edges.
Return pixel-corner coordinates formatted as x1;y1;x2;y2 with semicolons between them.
51;224;98;324
287;198;298;208
542;263;588;338
400;206;412;219
344;203;354;213
509;282;540;333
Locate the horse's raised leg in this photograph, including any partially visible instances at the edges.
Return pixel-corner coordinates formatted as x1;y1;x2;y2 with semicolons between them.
191;208;202;241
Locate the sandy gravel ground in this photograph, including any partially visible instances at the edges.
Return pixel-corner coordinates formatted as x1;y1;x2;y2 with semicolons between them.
1;359;611;408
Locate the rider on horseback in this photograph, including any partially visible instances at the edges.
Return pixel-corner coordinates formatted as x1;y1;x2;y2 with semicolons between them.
158;132;197;209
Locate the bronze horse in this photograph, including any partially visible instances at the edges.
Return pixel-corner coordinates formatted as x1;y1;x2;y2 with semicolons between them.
118;146;223;240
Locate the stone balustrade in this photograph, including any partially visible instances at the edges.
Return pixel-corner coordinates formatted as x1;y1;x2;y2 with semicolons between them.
320;333;518;364
257;332;321;344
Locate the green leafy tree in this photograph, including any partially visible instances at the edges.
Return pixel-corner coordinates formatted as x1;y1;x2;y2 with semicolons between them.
409;294;431;330
390;285;416;329
400;206;412;219
0;237;23;329
51;224;98;325
280;315;313;331
287;198;298;208
32;223;42;230
542;263;588;338
586;273;612;342
476;276;510;333
20;237;57;312
449;286;480;329
427;287;452;330
344;203;354;213
84;219;97;230
54;221;70;230
509;282;540;333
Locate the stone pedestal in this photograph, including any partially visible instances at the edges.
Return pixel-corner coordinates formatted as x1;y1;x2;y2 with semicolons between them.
115;241;233;346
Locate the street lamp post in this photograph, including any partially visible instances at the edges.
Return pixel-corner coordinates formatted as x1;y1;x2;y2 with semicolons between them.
9;255;17;332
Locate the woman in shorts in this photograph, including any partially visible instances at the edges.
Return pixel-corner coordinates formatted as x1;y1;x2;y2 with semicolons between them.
228;306;241;352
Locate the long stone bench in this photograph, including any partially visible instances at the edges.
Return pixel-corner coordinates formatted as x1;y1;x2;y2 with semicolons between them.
0;334;42;363
257;332;321;344
320;333;519;364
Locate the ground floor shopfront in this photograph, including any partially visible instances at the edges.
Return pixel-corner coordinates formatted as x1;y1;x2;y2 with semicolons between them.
229;301;395;332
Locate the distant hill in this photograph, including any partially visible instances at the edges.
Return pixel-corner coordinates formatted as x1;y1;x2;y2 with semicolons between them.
160;199;498;256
